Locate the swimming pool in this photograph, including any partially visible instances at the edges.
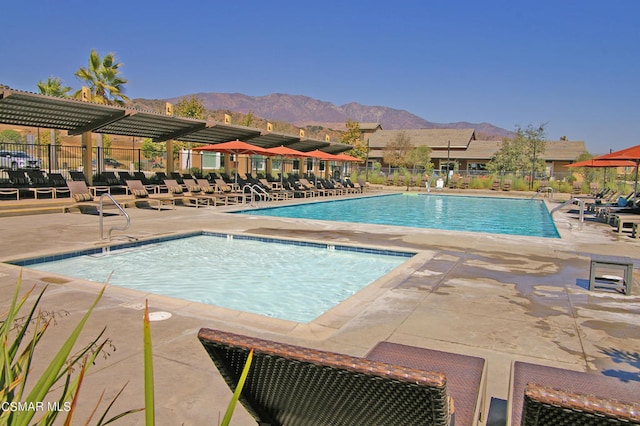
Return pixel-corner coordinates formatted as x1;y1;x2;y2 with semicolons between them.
17;233;412;323
240;194;560;238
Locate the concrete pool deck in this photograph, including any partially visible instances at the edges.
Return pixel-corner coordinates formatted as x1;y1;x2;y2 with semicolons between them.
0;190;638;425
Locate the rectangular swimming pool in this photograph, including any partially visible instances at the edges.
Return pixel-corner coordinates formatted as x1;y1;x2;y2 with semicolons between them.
15;232;413;323
239;193;560;238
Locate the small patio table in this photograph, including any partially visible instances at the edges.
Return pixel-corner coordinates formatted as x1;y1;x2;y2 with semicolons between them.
589;254;634;295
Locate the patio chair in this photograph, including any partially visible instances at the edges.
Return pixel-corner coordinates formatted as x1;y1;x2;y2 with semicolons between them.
123;180;175;210
491;179;501;191
69;170;111;197
25;169;57;199
164;179;210;208
46;173;71;198
502;179;512;191
199;328;488;426
196;178;243;205
508;361;640;426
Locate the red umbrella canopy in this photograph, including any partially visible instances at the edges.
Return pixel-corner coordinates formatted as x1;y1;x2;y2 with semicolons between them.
305;150;339;161
192;140;271;155
594;144;640;161
333;153;364;162
264;145;311;158
567;159;637;168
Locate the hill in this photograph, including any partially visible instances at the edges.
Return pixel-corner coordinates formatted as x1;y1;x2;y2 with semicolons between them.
131;93;512;140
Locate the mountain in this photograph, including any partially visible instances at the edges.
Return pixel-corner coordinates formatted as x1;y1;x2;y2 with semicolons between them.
134;92;512;140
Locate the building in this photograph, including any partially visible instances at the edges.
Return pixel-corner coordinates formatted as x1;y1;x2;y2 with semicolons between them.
362;125;586;177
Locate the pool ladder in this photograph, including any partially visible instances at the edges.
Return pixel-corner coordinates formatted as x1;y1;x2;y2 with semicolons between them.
243;184;271;206
99;193;133;241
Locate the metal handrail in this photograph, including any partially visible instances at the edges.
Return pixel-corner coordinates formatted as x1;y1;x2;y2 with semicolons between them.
99;193;131;241
242;184;269;206
531;186;554;200
550;197;584;230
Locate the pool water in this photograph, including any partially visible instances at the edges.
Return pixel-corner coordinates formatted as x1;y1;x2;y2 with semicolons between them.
241;194;560;238
22;233;411;323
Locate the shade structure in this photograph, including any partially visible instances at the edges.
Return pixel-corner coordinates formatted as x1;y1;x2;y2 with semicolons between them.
593;145;640;194
192;140;272;185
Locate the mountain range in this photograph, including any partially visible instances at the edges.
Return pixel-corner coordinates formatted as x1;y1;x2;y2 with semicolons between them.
133;92;512;140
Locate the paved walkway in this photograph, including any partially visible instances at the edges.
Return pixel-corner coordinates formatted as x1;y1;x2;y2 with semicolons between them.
0;190;638;425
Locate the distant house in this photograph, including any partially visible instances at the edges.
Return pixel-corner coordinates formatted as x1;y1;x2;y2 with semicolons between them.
360;124;586;177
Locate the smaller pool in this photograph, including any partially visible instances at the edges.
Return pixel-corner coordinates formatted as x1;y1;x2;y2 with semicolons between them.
16;233;412;323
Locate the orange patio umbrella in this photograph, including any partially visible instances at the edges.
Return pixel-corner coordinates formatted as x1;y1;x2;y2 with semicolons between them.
264;145;312;184
193;140;272;185
593;145;640;194
333;153;364;162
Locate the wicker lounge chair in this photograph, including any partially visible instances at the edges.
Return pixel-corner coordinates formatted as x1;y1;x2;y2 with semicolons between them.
508;361;640;426
199;328;488;425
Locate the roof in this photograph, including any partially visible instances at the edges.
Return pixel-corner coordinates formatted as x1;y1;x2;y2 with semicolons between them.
358;122;383;131
0;88;353;154
367;128;476;149
370;138;587;161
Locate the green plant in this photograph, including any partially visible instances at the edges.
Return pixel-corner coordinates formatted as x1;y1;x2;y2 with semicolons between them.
0;271;142;425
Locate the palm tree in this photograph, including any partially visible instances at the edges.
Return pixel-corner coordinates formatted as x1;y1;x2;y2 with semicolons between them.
36;77;72;148
74;49;129;105
36;76;72;97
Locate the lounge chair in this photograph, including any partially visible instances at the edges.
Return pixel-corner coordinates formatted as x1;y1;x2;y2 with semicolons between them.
133;171;163;193
123;180;175;210
491;179;501;191
508;361;640;426
502;179;512;191
198;328;488;426
46;173;71;198
195;178;243;205
459;177;470;189
69;170;111;196
164;179;210;208
25;170;57;199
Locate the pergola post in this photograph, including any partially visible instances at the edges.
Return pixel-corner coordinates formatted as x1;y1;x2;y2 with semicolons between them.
80;86;93;184
165;103;174;174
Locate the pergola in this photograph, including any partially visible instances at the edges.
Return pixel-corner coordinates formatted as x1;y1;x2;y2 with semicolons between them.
0;88;353;180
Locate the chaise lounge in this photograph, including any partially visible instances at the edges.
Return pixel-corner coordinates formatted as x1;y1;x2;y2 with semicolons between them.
198;328;487;425
508;361;640;425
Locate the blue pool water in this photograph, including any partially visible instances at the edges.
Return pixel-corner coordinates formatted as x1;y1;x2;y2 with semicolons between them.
241;194;560;238
19;233;411;323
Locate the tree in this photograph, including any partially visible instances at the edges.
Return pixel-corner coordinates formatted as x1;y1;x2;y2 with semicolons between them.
340;119;367;159
74;49;129;105
37;77;72;147
36;76;72;97
382;131;412;168
405;145;432;172
488;124;546;181
141;138;164;160
174;95;205;119
241;111;255;127
0;129;23;143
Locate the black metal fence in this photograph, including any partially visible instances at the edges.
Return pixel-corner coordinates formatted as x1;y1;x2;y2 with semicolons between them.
0;143;144;180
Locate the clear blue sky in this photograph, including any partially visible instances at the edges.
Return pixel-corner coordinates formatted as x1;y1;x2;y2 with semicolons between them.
2;0;638;154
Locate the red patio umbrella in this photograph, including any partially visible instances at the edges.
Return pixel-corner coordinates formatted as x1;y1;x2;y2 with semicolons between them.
264;145;312;184
333;153;364;162
192;140;272;185
593;145;640;194
566;159;637;168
